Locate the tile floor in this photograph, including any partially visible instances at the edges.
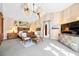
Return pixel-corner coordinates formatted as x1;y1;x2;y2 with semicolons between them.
0;38;79;56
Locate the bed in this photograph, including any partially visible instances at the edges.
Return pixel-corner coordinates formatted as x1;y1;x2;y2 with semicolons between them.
17;27;31;41
17;27;43;44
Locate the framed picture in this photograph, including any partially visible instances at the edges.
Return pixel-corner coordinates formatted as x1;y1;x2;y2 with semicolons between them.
36;28;41;31
14;20;30;27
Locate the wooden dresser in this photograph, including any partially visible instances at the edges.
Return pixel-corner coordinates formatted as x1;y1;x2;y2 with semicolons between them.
7;33;17;39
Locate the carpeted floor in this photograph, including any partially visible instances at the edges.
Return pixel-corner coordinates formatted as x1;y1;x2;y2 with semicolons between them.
0;38;79;56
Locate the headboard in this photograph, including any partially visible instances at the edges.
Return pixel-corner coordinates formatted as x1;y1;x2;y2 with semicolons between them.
17;27;30;33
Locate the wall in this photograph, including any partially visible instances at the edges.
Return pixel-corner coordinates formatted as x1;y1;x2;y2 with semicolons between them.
50;12;61;40
41;12;61;40
60;3;79;24
0;3;2;12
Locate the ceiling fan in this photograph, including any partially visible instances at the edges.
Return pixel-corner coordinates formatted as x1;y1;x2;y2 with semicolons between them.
24;3;40;19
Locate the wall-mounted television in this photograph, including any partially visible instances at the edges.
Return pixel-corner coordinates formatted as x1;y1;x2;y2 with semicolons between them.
61;21;79;35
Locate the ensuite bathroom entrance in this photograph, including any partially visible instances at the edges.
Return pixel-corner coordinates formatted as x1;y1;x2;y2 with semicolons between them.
43;21;50;39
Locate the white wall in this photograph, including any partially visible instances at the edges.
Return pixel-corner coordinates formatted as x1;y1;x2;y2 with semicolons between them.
50;12;61;40
0;3;2;12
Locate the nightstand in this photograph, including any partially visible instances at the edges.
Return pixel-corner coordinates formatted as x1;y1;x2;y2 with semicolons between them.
7;33;17;39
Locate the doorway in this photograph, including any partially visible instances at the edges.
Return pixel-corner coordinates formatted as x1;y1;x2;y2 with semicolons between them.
43;21;50;39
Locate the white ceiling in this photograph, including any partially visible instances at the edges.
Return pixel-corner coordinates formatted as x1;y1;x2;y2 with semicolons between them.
27;3;73;13
2;3;74;22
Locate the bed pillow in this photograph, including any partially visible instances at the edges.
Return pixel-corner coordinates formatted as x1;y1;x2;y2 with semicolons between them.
18;31;23;37
21;32;27;38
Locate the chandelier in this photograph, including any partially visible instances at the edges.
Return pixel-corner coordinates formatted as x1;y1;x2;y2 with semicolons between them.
23;3;40;19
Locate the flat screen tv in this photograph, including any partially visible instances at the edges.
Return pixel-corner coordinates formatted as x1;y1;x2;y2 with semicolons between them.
61;21;79;35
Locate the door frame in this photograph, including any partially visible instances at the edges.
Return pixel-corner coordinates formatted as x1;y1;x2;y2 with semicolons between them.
0;12;3;45
43;20;50;39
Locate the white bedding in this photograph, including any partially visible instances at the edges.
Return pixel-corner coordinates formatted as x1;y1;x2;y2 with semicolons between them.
18;31;31;41
18;31;27;38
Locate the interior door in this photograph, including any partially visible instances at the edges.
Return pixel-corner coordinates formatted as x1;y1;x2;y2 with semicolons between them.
0;12;3;45
43;21;50;38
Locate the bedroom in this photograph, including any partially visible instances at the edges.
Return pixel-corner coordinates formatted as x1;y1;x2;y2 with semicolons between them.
0;3;79;56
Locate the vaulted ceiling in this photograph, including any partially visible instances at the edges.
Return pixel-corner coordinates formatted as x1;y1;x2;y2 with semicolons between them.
26;3;73;13
2;3;73;22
